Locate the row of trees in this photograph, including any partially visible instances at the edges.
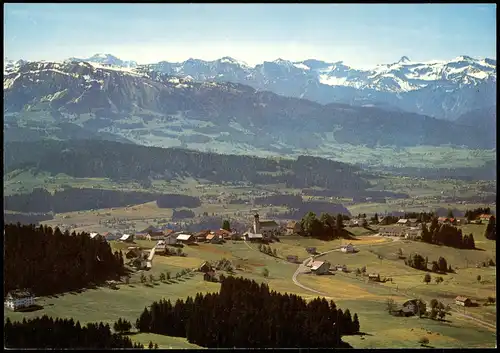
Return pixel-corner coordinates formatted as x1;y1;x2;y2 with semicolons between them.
4;316;139;349
405;212;435;223
135;276;359;348
258;244;278;257
4;223;126;297
299;212;348;240
423;273;445;285
405;253;453;274
4;187;201;214
464;207;491;221
422;220;476;249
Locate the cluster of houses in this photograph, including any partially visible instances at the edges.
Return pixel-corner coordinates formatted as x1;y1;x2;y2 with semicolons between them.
87;214;288;245
391;296;475;318
379;218;423;240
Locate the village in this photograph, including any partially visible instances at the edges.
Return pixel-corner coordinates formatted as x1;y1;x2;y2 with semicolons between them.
6;210;495;326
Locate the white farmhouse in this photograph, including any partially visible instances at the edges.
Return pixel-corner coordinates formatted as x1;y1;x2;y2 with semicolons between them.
310;261;331;275
5;289;35;311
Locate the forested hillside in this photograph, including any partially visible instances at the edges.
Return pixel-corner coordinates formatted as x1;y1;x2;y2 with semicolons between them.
4;223;126;296
4;139;370;192
135;276;358;348
4;187;201;213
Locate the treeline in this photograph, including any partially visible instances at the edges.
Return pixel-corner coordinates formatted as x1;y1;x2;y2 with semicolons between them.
381;161;496;181
378;215;399;225
3;211;53;225
171;209;196;220
254;194;303;207
405;253;453;274
484;216;496;240
4;223;125;296
421;220;475;249
135;276;357;348
156;194;201;208
403;212;435;223
299;212;352;240
4;140;370;193
4;187;200;213
302;188;409;200
272;201;351;221
464;207;491;221
4;316;141;349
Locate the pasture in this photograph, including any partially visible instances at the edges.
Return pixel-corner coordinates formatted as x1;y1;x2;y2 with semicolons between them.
4;227;496;348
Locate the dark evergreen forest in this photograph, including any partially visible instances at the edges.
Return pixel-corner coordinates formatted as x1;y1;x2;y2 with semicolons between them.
4;139;370;192
4;223;126;297
4;316;142;349
135;276;359;348
4;187;200;213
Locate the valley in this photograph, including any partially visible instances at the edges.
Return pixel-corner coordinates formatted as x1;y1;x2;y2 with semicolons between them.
3;9;496;348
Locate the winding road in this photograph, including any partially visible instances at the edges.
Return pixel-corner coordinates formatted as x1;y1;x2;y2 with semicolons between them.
290;236;496;333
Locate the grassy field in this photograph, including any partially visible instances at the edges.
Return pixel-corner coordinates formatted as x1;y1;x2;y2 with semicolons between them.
3;273;220;326
346;201;496;216
4;220;496;348
127;333;203;349
293;224;497;347
39;199;290;235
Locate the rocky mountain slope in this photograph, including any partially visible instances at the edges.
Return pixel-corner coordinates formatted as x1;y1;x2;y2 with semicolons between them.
129;55;496;121
3;60;495;164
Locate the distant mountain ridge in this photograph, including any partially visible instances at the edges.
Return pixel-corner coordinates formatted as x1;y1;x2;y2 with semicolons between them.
52;53;497;121
3;60;495;156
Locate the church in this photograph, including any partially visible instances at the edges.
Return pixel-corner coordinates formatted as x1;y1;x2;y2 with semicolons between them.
252;213;281;238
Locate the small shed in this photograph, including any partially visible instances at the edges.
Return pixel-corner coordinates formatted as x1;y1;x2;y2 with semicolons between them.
119;234;134;243
306;247;317;255
341;243;355;253
335;264;348;272
402;299;419;316
397;219;409;226
368;273;380;282
286;255;299;263
455;296;472;307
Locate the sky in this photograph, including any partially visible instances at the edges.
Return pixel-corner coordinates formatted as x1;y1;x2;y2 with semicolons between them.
4;3;497;68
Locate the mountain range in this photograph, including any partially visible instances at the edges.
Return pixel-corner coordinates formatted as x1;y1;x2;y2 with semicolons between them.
3;59;496;170
16;53;493;121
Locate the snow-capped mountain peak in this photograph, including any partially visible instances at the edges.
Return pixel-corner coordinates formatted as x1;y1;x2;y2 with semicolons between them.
397;56;411;64
452;55;476;63
18;53;495;121
66;53;138;68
